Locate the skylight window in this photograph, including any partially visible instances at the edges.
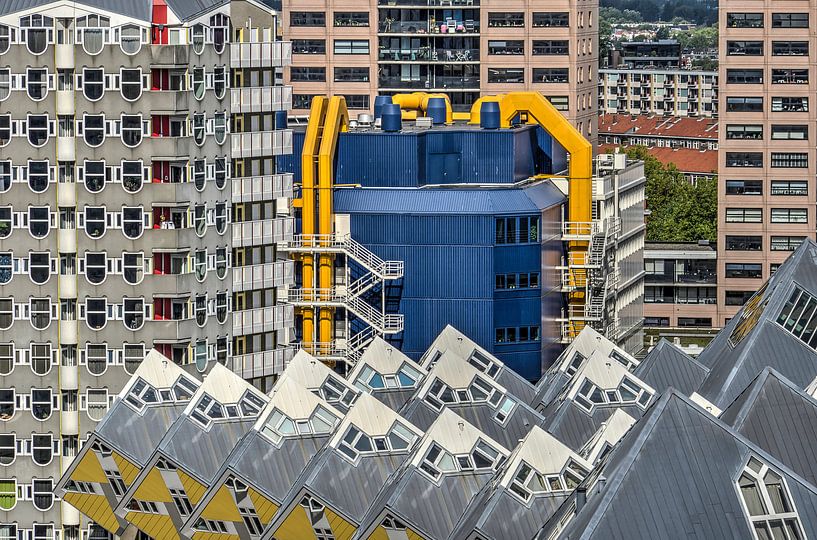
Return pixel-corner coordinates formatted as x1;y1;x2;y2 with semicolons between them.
260;406;338;444
574;376;653;412
730;281;771;347
468;351;500;377
776;285;817;350
737;457;805;540
565;352;585;376
336;421;414;462
419;439;504;481
317;375;357;410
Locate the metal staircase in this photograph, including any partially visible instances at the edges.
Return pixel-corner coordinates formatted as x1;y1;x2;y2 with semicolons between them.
288;233;404;365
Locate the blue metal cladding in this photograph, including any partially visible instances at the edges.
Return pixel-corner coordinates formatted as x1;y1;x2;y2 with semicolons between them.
277;125;570;188
337;184;565;381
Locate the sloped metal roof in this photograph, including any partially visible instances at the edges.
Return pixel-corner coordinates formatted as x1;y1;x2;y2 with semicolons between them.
0;0;151;20
543;391;817;539
635;339;709;396
723;368;817;487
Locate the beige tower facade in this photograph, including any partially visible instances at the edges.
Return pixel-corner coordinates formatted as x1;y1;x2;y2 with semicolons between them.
281;0;598;143
718;4;816;324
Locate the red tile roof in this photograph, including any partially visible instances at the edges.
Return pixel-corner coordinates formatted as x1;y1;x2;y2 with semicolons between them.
599;144;718;175
599;113;718;141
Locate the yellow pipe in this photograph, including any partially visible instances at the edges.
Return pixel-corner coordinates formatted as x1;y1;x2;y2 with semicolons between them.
300;96;328;347
467;95;504;125
317;97;350;345
392;92;454;124
495;93;593;335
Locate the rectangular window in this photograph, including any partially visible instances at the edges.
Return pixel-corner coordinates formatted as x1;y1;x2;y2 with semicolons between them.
495;272;540;289
727;41;764;56
334;67;369;82
772;13;809;28
291;12;325;27
770;208;808;223
488;12;524;27
772;41;808;56
771;180;808;196
644;317;670;327
772;96;808;112
532;68;569;83
293;94;319;109
290;67;325;82
532;12;569;27
726;180;763;195
725;152;763;168
488;68;524;83
546;96;569;111
725;291;756;306
488;40;524;55
678;317;713;327
726;97;763;112
495;216;540;244
771;152;809;168
726;69;763;84
496;326;540;343
334;40;369;55
292;39;325;55
342;94;370;110
726;235;762;251
771;69;808;85
771;125;808;140
532;40;569;55
771;236;806;251
726;125;763;140
726;208;762;223
333;12;368;27
725;263;763;279
727;13;764;28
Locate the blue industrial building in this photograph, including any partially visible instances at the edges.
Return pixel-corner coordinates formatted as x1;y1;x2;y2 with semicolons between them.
281;123;572;380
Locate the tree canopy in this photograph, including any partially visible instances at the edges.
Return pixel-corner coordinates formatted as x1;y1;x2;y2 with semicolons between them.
621;146;717;243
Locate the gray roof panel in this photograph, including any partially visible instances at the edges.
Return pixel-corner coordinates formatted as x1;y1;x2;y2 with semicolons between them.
0;0;151;20
634;339;709;396
95;401;186;466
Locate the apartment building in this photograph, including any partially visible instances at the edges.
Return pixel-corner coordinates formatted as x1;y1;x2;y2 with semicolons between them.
0;1;293;539
281;0;598;142
644;241;718;328
718;5;815;324
599;69;718;118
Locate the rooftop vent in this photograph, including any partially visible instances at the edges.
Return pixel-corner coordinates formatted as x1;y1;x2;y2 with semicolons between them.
357;113;373;126
415;117;433;129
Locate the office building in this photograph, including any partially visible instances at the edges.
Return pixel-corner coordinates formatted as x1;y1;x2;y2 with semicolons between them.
0;0;293;538
644;241;718;328
280;93;645;380
599;68;718;118
58;239;817;538
281;0;598;143
718;4;815;325
609;40;682;69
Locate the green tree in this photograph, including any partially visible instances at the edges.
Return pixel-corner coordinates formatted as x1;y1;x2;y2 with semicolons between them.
621;146;717;242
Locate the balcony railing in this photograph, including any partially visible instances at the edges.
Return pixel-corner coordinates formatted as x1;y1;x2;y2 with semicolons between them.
226;347;295;379
379;21;480;34
230;129;293;159
232;304;294;335
378;75;480;89
232;260;295;292
379;0;479;5
231;173;293;203
230;41;292;68
231;217;295;248
231;86;292;113
378;47;478;62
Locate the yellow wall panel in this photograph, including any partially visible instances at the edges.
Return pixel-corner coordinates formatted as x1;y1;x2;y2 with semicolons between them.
367;526;390;540
63;492;120;533
272;505;317;540
133;468;172;503
126;512;180;540
192;533;239;540
324;507;357;540
112;452;141;486
71;450;108;483
200;485;242;522
178;470;207;505
406;528;426;540
248;487;279;524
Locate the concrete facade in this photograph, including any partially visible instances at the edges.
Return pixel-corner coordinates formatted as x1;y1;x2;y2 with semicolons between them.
0;1;294;538
599;69;718;118
718;2;816;325
281;0;598;144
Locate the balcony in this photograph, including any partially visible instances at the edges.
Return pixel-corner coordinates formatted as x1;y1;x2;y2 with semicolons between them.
231;173;293;203
149;45;189;66
379;75;479;90
378;20;479;34
232;217;295;248
226;347;295;379
232;260;295;292
149;90;189;113
379;0;480;5
230;41;292;68
378;47;478;62
232;304;294;335
230;130;293;159
231;86;292;113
